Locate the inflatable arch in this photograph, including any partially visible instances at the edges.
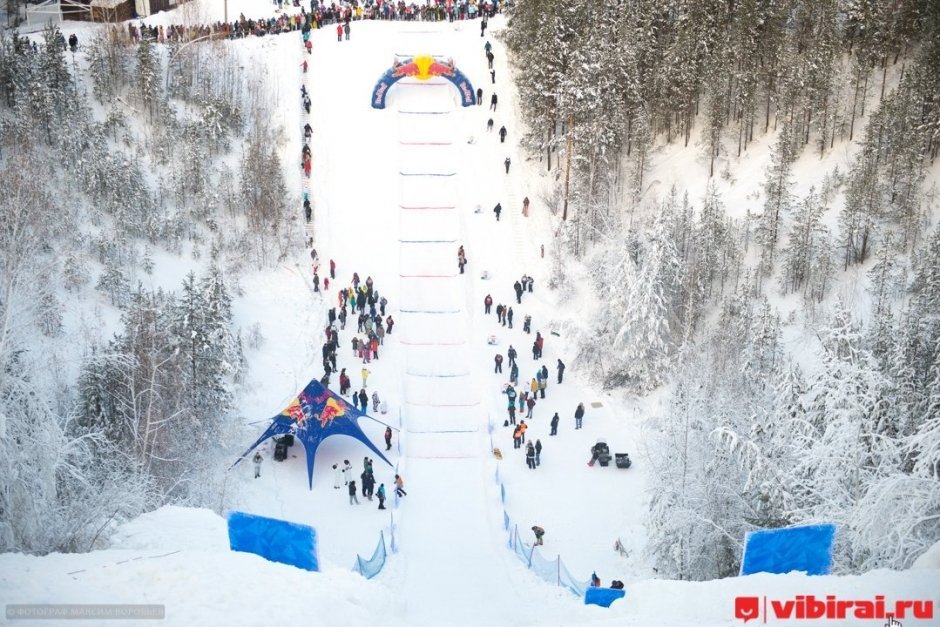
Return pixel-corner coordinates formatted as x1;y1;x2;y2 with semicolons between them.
371;55;476;109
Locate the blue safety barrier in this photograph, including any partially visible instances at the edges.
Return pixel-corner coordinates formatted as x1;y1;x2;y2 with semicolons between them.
740;524;837;576
227;511;319;572
585;588;626;607
353;531;387;579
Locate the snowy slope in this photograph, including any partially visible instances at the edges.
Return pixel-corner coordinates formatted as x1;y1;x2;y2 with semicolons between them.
2;506;936;626
4;3;938;626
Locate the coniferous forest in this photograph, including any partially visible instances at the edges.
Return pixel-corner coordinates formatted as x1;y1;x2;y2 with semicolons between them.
505;0;939;578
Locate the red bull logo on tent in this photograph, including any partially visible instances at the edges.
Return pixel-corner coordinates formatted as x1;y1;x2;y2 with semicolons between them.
236;379;392;490
372;55;476;109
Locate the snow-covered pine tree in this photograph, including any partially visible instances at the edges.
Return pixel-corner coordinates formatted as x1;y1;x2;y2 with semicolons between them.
756;122;796;279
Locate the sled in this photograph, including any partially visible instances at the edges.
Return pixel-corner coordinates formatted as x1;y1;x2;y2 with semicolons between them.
487;334;498;345
493;448;503;460
615;453;632;469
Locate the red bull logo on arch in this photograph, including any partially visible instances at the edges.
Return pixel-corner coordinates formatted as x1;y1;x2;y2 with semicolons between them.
372;55;476;109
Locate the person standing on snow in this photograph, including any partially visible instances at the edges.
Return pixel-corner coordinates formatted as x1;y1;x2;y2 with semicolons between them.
333;463;342;488
385;426;393;451
513;425;522;449
535;439;542;466
522;196;530;216
484;294;493;314
514;281;523;304
510;362;519;385
507;307;514;329
336;23;343;41
476;87;483;105
499;126;507;143
359;388;369;413
507;345;517;368
348;480;360;505
532;525;545;545
372;391;381;412
540;365;549;398
342;459;352;484
377;483;387;509
574;403;585;429
253;451;263;478
394;474;407;497
557;359;566;383
493;202;502;221
526;395;536;419
507;387;517;425
386;315;394;334
490;92;497;110
526;441;536;469
344;22;350;40
361;367;370;387
504;157;511;174
494;353;504;373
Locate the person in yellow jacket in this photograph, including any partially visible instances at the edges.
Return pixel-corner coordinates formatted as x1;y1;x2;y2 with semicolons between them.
362;367;371;388
530;377;539;396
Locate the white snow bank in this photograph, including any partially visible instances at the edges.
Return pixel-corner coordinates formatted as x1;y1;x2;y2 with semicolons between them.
0;506;406;627
107;506;229;552
913;540;940;570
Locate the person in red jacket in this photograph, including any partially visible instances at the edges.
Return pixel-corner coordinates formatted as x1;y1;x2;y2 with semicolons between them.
484;294;493;314
336;24;343;42
329;258;336;279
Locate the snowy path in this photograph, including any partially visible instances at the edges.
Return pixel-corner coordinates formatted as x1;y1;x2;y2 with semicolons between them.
388;74;531;622
395;456;523;625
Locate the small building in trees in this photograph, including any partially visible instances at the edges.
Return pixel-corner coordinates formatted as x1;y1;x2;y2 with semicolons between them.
60;0;192;22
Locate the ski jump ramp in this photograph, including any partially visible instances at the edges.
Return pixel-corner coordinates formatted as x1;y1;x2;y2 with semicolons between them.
387;67;523;624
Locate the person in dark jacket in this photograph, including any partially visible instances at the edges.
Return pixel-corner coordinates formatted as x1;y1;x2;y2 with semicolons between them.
557;359;566;383
532;525;544;545
377;483;387;509
476;87;483;105
348;480;360;505
504;157;511;174
494;353;504;373
490;92;497;110
550;412;559;436
385;426;393;450
526;441;536;469
484;294;493;314
493;202;502;221
535;439;542;465
514;281;523;304
499;126;507;143
507;345;517;368
359;388;369;412
575;402;585;429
